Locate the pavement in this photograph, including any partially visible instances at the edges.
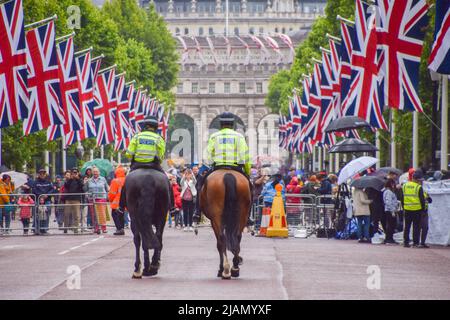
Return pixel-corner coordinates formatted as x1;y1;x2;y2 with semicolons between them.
0;225;449;300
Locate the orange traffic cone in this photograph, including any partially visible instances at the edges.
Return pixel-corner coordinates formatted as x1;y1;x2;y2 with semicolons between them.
266;184;289;238
258;207;271;236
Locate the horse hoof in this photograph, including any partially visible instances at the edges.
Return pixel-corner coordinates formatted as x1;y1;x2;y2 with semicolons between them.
143;265;159;277
132;273;142;279
231;268;240;278
238;257;244;265
217;270;224;278
221;273;231;280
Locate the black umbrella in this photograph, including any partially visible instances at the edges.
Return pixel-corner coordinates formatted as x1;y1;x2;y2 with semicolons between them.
0;165;10;173
369;167;402;178
325;116;371;133
351;176;385;191
329;138;378;154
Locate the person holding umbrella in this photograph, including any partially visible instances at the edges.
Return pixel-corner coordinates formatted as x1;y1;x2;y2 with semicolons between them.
352;187;373;243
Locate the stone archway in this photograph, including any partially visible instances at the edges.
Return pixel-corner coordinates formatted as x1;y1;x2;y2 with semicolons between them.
167;113;196;165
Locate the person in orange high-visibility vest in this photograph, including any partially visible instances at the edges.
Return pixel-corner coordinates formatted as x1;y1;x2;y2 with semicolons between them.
108;166;127;236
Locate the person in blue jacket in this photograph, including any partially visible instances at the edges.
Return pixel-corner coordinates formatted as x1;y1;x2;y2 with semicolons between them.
261;173;286;208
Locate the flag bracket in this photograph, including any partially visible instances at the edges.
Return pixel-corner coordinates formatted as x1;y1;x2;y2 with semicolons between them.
25;15;58;30
337;15;355;26
91;54;104;62
56;32;75;43
75;47;93;56
99;64;117;74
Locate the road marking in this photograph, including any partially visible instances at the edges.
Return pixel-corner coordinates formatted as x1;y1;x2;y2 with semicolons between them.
0;245;24;250
57;236;104;255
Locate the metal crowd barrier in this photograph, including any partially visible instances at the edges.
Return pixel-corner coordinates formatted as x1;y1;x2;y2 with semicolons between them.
251;193;338;238
0;192;116;236
0;193;36;235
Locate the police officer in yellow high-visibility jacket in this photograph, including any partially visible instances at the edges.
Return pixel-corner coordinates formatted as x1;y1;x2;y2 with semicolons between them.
206;112;251;176
125;115;165;172
401;170;426;248
119;115;168;212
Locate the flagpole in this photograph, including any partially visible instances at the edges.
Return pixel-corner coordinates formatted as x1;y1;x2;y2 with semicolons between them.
335;153;339;173
100;146;104;159
225;0;229;37
390;110;396;168
441;75;448;171
413;112;419;168
318;147;322;171
312;146;316;171
61;136;67;172
375;130;381;169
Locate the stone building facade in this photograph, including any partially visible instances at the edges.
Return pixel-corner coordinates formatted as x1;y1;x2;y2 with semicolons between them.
135;0;326;164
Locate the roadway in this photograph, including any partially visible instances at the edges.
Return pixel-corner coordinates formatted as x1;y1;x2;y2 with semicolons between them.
1;226;449;300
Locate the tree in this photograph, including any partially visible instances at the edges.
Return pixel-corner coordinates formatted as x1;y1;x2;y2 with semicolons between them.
267;0;441;169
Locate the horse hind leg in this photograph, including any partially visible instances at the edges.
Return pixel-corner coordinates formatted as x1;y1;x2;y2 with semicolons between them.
231;233;243;277
146;220;165;277
132;233;142;279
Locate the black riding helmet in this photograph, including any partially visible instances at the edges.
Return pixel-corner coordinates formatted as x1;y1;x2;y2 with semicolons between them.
219;112;235;127
140;115;158;131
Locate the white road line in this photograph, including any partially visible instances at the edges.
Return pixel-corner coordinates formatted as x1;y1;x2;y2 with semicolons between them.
57;236;104;256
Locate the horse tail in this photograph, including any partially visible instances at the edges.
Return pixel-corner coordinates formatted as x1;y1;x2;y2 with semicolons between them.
137;186;160;251
222;173;239;253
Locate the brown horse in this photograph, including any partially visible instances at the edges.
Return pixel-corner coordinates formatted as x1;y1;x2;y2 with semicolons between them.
199;169;252;279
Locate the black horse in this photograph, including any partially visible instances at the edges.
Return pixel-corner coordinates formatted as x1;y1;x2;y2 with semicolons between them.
125;168;170;278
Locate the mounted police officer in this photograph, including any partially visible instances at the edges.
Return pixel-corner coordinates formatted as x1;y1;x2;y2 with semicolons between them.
207;112;251;177
119;115;171;212
193;112;253;225
126;115;165;173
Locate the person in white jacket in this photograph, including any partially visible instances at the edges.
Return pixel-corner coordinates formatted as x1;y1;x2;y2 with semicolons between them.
180;169;197;231
352;188;373;243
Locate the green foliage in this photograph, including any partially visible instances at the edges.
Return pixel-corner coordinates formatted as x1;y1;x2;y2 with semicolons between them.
1;0;179;173
267;0;442;169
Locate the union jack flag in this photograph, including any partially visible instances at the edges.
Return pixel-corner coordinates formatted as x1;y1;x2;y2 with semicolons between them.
428;0;450;75
329;39;342;118
47;36;82;141
127;83;136;136
306;64;323;143
131;88;143;132
319;51;337;146
134;92;146;131
65;52;99;146
299;75;314;143
278;112;287;148
376;0;429;112
114;74;131;151
23;21;64;135
342;0;387;130
0;0;28;128
157;106;169;141
339;21;355;117
94;68;117;146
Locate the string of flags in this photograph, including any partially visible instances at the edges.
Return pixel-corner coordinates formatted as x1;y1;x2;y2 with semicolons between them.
0;0;170;152
176;34;295;65
279;0;450;155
